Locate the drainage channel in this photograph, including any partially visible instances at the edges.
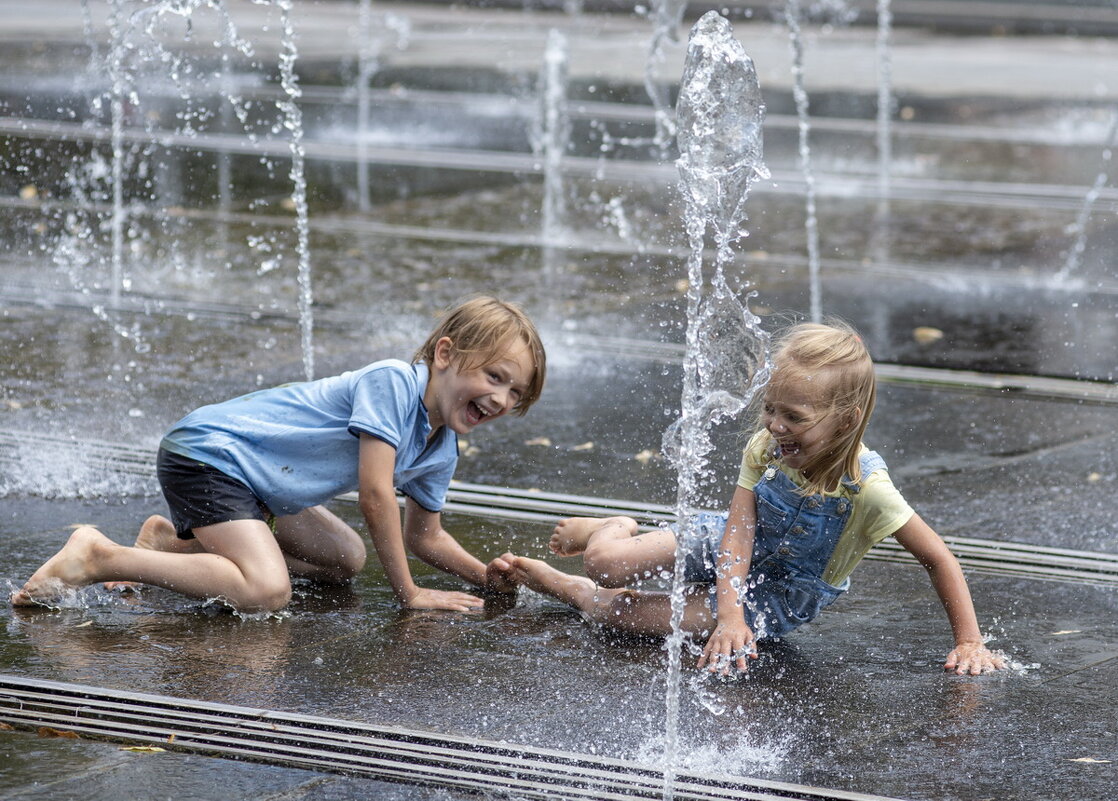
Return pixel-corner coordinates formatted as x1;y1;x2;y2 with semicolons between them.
1;429;1116;586
0;675;900;801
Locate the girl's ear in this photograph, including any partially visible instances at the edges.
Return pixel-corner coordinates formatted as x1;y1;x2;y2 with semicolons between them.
433;336;455;370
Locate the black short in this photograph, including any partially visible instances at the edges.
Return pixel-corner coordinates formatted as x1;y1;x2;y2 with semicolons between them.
156;448;271;539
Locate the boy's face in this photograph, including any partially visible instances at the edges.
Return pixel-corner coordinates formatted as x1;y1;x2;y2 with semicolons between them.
426;336;535;435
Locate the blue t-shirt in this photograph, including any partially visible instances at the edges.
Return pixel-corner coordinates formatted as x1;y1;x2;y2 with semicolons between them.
160;360;457;515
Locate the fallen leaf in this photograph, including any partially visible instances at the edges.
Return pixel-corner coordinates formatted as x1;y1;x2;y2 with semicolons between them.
571;442;595;452
524;437;552;447
120;746;166;753
74;620;93;628
167;733;176;744
1051;630;1081;636
912;326;944;345
1087;472;1102;483
1069;757;1110;763
38;727;80;739
20;184;38;200
0;722;14;731
633;449;656;464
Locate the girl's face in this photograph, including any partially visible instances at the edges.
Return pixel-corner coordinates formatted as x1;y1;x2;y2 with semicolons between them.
760;380;844;472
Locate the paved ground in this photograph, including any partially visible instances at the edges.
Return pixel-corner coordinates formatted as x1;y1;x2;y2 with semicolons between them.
1;1;1116;800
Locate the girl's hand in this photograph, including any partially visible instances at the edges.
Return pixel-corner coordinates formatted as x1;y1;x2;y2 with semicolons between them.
944;641;1007;674
697;618;757;675
403;586;484;612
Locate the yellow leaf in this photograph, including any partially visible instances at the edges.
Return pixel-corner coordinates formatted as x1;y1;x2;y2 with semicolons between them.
571;442;594;452
524;437;552;447
912;326;944;345
633;449;656;464
120;746;166;753
1069;757;1110;763
1051;630;1081;636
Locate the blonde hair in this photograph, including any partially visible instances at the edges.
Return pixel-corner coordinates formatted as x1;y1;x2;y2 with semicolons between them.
414;295;546;415
751;320;876;495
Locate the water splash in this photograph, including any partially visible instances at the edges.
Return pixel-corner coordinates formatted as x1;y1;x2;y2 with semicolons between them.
274;0;315;381
870;0;894;266
663;11;772;797
783;0;823;324
530;29;571;307
1055;111;1118;282
642;0;688;153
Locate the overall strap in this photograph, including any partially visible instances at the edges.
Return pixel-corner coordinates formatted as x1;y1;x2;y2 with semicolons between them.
842;449;887;494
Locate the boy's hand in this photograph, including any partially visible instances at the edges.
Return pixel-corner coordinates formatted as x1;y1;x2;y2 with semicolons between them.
483;555;520;595
944;641;1007;674
403;586;484;612
697;618;757;675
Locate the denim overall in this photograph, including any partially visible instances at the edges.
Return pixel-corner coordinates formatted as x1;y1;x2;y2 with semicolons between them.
682;450;887;639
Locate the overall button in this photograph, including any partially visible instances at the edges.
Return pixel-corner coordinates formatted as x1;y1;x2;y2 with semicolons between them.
806;498;821;509
836;500;850;514
778;546;791;555
763;467;777;481
791;525;805;535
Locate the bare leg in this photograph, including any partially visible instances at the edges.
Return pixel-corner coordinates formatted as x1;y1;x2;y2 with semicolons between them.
104;515;204;591
272;505;367;583
134;514;203;554
505;554;713;639
13;520;293;613
551;516;678;589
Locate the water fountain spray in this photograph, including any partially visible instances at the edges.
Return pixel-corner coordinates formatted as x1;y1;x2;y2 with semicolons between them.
661;10;772;797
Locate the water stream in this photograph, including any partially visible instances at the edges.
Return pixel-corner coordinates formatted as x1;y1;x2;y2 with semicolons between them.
663;11;772;795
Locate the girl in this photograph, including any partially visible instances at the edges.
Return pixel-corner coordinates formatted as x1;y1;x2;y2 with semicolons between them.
502;321;1005;675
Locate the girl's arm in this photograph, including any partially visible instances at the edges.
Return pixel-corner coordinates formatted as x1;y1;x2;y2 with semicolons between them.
697;485;758;674
891;513;1006;674
357;434;483;611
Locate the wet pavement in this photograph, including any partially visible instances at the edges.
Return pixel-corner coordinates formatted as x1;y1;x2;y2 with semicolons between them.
2;1;1118;800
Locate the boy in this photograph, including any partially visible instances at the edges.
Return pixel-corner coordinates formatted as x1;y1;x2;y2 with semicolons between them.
12;296;546;613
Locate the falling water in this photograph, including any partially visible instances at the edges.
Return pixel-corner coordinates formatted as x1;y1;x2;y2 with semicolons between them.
662;11;771;796
643;0;688;153
532;29;571;304
783;0;823;323
1055;111;1118;282
275;0;315;381
356;0;375;213
870;0;894;266
107;0;126;311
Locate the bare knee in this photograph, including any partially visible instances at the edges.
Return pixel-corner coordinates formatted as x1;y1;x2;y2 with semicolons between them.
235;575;292;613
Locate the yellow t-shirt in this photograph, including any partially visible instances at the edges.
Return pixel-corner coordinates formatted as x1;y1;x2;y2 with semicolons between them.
737;431;914;586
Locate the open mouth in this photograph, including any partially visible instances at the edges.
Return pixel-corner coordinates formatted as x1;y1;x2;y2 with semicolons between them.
466;401;491;426
776;441;801;458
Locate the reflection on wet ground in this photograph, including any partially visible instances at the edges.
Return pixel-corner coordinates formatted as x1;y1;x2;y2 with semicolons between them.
2;1;1118;799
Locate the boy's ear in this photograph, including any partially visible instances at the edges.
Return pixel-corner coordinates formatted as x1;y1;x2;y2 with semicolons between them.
433;336;455;369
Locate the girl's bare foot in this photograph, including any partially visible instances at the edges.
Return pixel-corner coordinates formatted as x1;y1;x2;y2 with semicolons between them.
11;526;117;605
503;553;601;608
550;516;636;556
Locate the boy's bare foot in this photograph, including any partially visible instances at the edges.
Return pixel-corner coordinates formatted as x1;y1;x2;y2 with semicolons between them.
11;526;116;605
548;517;603;556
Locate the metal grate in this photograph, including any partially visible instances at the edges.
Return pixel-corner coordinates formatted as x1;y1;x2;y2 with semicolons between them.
0;675;899;801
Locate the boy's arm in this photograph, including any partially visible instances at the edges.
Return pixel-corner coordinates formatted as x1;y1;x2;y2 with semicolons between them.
358;434;483;611
892;513;1006;674
697;485;758;674
401;497;516;594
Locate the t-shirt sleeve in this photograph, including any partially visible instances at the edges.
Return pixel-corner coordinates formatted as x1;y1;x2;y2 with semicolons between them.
859;469;916;544
346;363;416;449
736;430;769;490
